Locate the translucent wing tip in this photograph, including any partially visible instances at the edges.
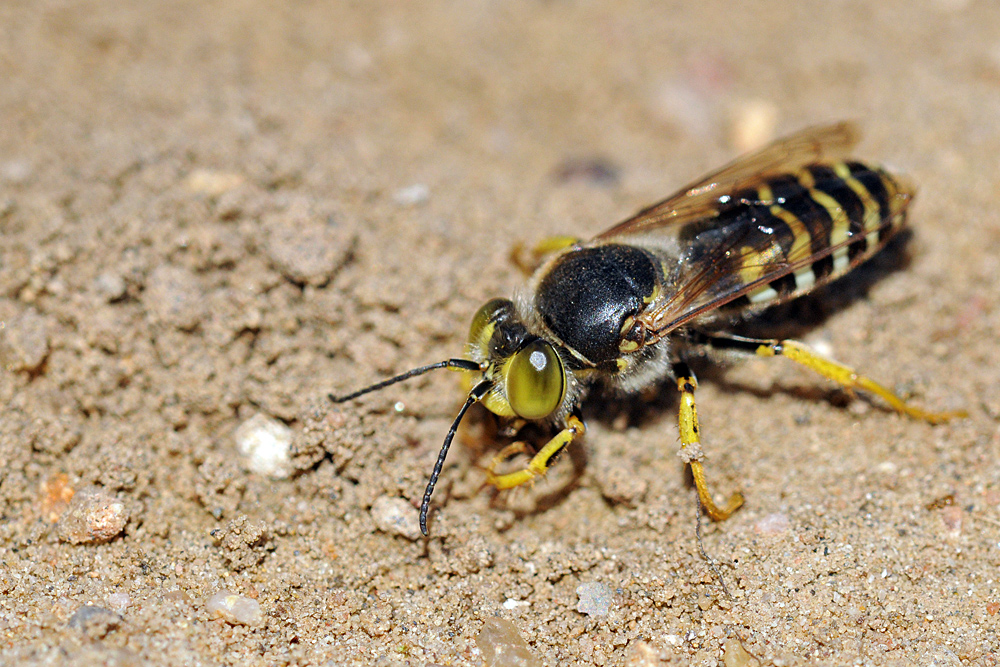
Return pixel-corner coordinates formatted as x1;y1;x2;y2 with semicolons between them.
819;120;862;154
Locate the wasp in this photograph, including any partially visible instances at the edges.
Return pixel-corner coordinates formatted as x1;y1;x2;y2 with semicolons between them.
332;122;964;535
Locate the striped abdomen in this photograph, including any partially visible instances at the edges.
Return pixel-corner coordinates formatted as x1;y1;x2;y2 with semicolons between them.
729;160;913;308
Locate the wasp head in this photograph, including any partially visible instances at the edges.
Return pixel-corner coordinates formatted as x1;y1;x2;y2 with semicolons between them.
467;298;567;422
328;296;569;535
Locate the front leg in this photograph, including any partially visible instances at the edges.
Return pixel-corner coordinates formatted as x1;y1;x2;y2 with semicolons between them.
485;415;586;489
674;361;745;521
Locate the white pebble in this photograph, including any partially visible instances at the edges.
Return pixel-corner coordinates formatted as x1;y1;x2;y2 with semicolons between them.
392;183;429;206
185;169;245;196
502;598;529;610
106;592;131;613
235;414;293;479
754;512;791;536
0;159;32;183
205;591;263;626
576;581;614;617
370;495;422;541
94;272;127;302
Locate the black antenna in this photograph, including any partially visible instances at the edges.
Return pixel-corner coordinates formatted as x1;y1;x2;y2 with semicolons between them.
419;380;492;535
329;358;482;403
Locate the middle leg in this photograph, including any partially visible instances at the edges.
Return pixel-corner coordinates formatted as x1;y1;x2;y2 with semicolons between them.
673;361;745;521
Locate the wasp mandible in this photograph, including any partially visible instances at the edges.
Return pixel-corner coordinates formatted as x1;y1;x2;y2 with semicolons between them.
332;122;964;535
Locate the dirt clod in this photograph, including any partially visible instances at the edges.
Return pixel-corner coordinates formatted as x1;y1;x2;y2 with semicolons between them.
211;514;272;571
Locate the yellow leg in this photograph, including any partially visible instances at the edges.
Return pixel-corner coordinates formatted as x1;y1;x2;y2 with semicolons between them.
485;415;585;489
756;340;966;424
676;372;745;521
510;235;582;275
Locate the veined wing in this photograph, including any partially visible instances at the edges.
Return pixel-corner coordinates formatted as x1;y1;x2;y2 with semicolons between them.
595;122;860;241
635;159;915;338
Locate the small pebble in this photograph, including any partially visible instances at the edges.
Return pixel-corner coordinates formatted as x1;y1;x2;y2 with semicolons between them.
0;306;50;373
940;505;964;536
94;271;128;302
106;592;132;613
576;581;614;617
205;590;263;626
185;169;245;196
723;638;760;667
392;183;430;206
370;495;422;541
67;605;122;638
596;463;648;505
753;512;790;536
40;472;75;523
625;641;668;667
475;618;541;667
263;214;354;286
235;414;293;479
0;159;32;183
57;486;129;544
913;646;962;667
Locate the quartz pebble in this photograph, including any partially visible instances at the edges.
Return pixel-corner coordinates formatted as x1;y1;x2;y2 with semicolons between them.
722;638;760;667
235;414;293;479
576;581;614;617
392;183;430;206
106;592;132;613
185;168;245;196
205;591;263;626
753;512;790;536
475;618;541;667
57;486;129;544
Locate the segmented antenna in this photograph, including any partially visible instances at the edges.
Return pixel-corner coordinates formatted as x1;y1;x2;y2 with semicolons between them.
330;358;490;536
329;358;482;403
419;379;492;535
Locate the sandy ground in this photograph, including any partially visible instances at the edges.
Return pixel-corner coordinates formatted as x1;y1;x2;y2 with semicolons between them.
2;1;999;665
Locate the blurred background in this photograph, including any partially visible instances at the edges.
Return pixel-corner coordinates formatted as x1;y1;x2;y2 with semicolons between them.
1;2;998;665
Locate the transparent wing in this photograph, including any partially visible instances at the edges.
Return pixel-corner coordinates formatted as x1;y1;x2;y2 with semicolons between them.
634;158;914;338
595;121;860;240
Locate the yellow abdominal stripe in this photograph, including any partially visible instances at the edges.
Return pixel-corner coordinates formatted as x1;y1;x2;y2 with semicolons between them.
740;163;900;307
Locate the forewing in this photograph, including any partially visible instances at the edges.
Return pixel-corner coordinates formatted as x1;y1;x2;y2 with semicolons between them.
595;121;860;240
638;194;902;337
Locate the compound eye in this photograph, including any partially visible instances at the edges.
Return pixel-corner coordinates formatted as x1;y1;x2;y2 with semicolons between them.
469;298;513;347
506;340;566;420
